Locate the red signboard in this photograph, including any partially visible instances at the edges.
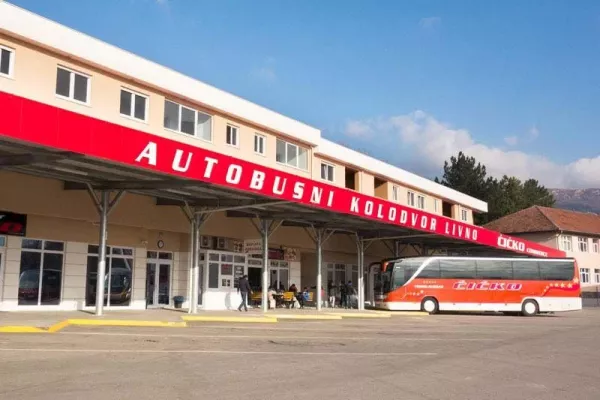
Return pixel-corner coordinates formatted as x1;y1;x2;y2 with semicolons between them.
0;91;565;258
0;210;27;236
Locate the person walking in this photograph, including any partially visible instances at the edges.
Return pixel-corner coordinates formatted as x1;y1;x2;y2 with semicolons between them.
237;275;252;312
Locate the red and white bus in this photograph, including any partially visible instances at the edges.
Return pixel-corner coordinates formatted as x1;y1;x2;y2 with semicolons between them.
374;256;582;316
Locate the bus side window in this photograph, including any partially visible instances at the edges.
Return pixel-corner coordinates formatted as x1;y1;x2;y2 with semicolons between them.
539;261;574;281
476;259;513;280
439;259;477;279
512;260;541;280
417;260;440;279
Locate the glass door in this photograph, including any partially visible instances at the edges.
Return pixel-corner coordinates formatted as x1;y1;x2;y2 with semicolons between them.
146;263;156;307
146;252;172;308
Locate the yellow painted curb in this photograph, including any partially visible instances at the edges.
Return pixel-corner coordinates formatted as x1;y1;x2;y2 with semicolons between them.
269;314;342;320
67;319;187;328
0;326;47;333
328;313;391;319
48;320;71;333
389;311;429;316
181;316;277;323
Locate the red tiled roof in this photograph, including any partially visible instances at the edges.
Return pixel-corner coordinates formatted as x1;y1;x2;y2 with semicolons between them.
484;206;600;236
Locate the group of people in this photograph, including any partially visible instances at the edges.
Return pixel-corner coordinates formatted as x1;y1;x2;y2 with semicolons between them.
236;275;357;311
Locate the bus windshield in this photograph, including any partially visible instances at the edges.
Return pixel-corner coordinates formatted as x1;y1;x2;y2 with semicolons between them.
391;258;427;290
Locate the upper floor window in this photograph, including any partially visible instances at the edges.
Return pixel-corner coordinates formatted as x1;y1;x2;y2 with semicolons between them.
595;268;600;284
120;88;147;122
164;100;212;141
434;199;440;213
320;162;334;182
560;235;573;252
392;186;399;202
578;237;588;252
254;134;266;155
594;240;599;253
0;45;15;78
407;191;415;207
56;66;90;104
226;125;239;147
417;195;426;210
580;267;590;284
276;139;308;170
461;209;468;222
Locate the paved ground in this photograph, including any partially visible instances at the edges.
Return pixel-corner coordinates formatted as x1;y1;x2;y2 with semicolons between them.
1;310;599;400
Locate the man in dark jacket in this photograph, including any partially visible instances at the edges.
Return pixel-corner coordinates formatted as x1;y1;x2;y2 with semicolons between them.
237;275;252;312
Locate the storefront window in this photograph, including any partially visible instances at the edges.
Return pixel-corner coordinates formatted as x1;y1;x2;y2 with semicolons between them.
18;239;64;306
86;245;133;307
205;251;247;290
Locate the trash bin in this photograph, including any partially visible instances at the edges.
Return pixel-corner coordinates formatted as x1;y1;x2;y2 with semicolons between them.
173;296;184;309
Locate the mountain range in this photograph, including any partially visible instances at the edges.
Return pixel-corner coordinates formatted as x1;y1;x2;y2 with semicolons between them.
551;189;600;214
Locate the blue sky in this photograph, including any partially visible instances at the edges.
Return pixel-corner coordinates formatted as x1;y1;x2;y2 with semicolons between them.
10;0;600;188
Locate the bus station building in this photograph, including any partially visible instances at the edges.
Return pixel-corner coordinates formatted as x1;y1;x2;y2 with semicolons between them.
0;2;564;314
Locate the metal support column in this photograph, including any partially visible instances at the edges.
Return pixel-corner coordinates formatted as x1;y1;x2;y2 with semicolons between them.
305;227;335;311
261;219;269;313
86;187;125;317
353;234;373;311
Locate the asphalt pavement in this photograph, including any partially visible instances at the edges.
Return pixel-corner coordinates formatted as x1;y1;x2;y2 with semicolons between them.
1;309;599;400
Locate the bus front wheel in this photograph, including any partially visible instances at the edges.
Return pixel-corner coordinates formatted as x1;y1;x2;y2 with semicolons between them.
421;297;439;314
521;299;539;317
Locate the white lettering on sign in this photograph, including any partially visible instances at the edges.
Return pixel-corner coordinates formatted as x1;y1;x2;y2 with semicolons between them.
273;176;287;195
225;164;242;184
172;149;193;172
250;170;265;190
310;187;323;205
498;236;526;252
293;182;304;200
203;157;218;178
365;201;374;216
135;142;157;166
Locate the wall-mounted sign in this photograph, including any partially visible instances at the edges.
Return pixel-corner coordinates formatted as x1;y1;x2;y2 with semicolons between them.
243;239;263;254
0;211;27;236
284;247;298;261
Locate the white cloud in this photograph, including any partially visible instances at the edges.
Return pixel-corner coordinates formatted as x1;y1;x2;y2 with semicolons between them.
344;111;600;188
345;120;374;138
250;57;277;84
419;17;441;29
504;136;519;146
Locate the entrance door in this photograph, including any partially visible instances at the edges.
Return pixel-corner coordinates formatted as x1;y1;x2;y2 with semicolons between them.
146;262;171;307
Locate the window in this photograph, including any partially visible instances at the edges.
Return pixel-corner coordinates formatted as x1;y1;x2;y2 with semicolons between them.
275;139;308;170
594;268;600;284
18;239;64;306
407;191;415;207
512;260;541;280
0;45;14;78
461;209;469;222
320;162;334;182
417;260;441;279
475;259;513;280
254;134;266;155
392;258;424;289
55;66;90;104
539;260;574;281
578;237;588;252
560;236;573;252
439;259;477;279
163;100;212;141
206;252;246;289
226;125;239;147
86;245;133;307
417;195;425;210
120;88;147;122
392;186;399;202
434;199;440;213
593;241;599;253
580;268;590;284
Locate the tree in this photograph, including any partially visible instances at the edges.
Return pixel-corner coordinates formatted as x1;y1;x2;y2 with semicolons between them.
436;153;555;224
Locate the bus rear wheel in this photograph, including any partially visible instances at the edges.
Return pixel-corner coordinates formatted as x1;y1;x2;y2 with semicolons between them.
521;299;539;317
421;297;439;314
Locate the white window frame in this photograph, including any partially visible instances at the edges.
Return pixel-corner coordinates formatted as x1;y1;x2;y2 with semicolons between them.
320;162;335;182
226;124;239;148
0;44;15;79
18;238;66;307
578;237;588;253
55;65;91;105
119;87;148;123
461;209;468;222
594;241;599;253
407;191;415;207
417;195;426;210
254;133;266;156
86;245;135;308
560;235;573;252
392;186;399;202
580;267;590;284
434;199;440;213
594;268;600;284
276;139;309;171
163;99;213;142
